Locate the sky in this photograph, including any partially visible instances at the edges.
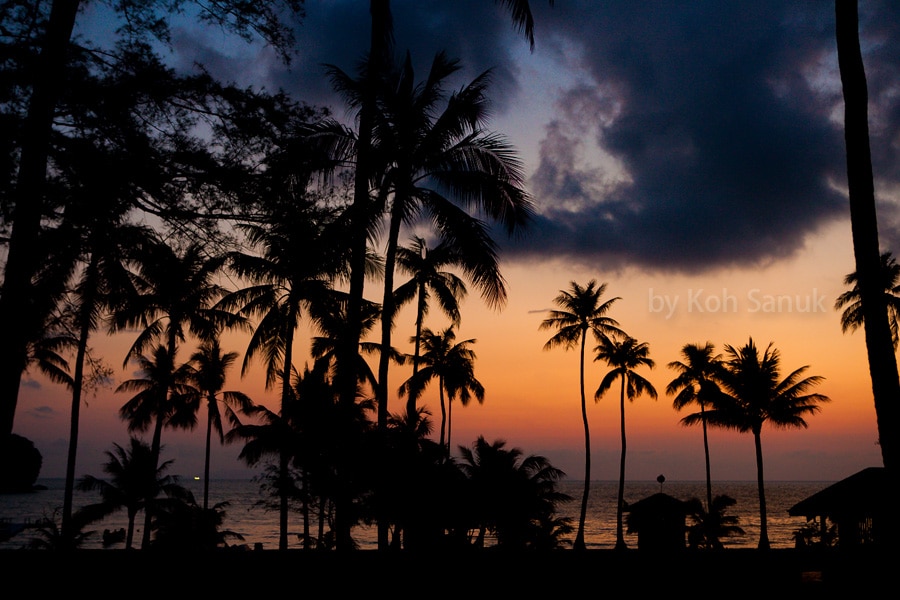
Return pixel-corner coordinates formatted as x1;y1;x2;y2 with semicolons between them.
13;0;900;483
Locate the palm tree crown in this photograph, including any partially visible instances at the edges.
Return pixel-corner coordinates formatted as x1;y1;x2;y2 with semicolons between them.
835;250;900;350
667;342;724;512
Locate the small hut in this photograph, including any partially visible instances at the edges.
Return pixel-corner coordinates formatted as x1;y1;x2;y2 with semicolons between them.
625;492;689;552
787;467;889;550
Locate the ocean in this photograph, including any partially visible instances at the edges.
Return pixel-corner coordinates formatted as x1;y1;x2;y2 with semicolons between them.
0;477;829;550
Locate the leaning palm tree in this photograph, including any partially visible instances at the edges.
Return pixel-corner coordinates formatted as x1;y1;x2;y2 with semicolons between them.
835;250;900;350
399;326;484;458
667;342;725;512
187;338;255;511
709;338;830;550
539;279;622;551
594;335;658;551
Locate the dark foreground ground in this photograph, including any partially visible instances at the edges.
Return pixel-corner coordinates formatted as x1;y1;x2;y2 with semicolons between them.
0;547;891;595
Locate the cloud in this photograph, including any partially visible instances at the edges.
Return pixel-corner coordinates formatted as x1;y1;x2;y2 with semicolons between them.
499;0;887;274
159;1;900;273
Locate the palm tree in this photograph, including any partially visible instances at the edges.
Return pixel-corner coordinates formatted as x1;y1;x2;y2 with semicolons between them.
685;494;745;551
594;335;658;551
336;0;554;422
835;0;900;472
835;251;900;350
539;279;621;551
216;204;350;550
322;50;530;440
187;338;254;511
709;338;829;550
116;344;200;547
58;217;152;544
666;342;724;512
457;436;571;550
394;236;468;421
399;326;484;458
110;237;237;548
77;437;183;550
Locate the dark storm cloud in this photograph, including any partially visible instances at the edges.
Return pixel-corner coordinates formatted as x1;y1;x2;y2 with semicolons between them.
501;0;887;273
163;1;900;274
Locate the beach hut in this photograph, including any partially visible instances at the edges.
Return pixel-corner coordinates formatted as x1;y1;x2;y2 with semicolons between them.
787;467;889;550
625;492;689;552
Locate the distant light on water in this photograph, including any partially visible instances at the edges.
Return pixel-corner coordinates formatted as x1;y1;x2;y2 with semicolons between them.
194;476;201;481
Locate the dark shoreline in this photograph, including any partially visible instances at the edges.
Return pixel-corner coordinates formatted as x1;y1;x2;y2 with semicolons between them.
0;547;890;594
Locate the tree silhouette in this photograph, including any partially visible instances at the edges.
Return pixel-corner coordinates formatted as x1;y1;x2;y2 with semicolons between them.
77;437;183;550
539;279;621;551
457;436;571;550
399;326;484;457
595;335;658;551
187;338;254;511
685;494;745;551
835;0;900;472
394;238;468;422
835;251;900;350
706;338;829;550
667;342;724;512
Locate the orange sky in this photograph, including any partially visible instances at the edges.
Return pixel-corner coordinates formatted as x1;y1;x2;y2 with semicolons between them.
14;217;885;483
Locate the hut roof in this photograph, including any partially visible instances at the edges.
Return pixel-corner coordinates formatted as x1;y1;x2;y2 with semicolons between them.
787;467;889;518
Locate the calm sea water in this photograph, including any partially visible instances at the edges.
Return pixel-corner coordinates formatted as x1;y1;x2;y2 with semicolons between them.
0;477;829;550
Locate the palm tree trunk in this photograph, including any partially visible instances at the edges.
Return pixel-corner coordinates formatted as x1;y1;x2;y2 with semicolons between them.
338;0;393;413
574;331;589;551
0;0;81;447
835;0;900;473
701;407;712;512
615;377;627;551
204;401;213;511
141;412;165;549
439;383;447;454
63;288;94;541
407;285;427;421
753;430;770;551
446;397;453;457
376;206;404;550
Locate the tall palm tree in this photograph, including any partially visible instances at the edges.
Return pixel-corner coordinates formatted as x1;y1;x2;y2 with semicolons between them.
394;237;467;421
111;237;235;548
58;216;152;544
835;0;900;472
77;437;183;550
336;0;554;420
322;49;530;438
594;334;658;551
666;342;724;512
709;338;830;550
539;279;621;551
835;251;900;350
399;326;484;458
332;2;552;552
216;205;350;550
187;338;254;511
